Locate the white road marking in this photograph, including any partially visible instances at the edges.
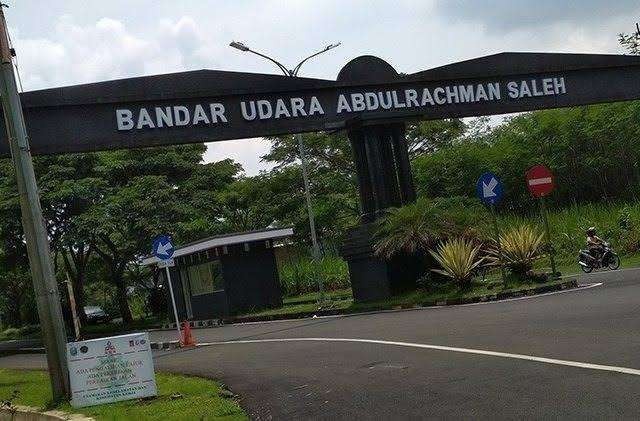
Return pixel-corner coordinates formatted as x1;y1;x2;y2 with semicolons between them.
198;336;640;377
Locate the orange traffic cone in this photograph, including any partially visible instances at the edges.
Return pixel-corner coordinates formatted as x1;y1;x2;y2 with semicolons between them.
180;320;196;347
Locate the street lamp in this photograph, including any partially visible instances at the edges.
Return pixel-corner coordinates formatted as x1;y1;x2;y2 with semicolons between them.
230;41;341;77
229;41;341;301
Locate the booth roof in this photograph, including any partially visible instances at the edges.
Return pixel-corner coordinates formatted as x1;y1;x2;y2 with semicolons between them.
140;227;294;266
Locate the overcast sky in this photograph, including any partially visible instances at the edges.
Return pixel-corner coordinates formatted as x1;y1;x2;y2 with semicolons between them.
5;0;640;174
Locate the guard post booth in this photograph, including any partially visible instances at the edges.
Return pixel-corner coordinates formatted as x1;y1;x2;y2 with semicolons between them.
141;227;293;319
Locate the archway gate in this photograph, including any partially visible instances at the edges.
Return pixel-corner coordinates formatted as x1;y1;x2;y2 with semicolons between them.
7;51;640;300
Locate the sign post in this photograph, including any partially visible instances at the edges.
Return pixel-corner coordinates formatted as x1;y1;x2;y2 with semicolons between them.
65;275;81;341
476;172;506;285
526;165;557;278
152;235;181;341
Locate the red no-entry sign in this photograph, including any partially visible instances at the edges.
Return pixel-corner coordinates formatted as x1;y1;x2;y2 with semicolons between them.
526;165;555;197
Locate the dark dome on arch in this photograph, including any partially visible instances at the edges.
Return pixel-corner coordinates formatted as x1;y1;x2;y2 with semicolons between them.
337;55;399;83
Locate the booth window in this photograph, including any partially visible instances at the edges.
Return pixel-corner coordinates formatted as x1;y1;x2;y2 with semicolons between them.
187;261;224;296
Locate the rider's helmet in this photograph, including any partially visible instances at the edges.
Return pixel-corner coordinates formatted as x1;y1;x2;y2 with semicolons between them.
586;227;596;236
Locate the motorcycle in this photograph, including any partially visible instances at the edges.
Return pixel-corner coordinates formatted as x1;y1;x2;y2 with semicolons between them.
578;242;620;273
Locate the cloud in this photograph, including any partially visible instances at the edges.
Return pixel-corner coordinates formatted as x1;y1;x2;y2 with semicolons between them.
433;0;640;33
10;15;215;90
204;138;274;176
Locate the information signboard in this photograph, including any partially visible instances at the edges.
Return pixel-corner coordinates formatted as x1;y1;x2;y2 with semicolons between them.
67;332;157;408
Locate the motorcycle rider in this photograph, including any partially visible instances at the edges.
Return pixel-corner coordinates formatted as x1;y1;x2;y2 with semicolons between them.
586;227;604;262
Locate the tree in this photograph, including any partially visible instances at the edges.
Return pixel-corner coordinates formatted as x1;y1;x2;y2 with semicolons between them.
178;159;243;237
0;158;38;326
84;144;210;323
412;101;640;212
405;119;467;158
619;27;640;55
35;153;106;325
86;174;191;323
261;132;360;245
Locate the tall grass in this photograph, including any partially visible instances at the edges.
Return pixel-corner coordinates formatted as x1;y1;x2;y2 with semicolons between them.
499;201;640;263
279;255;350;296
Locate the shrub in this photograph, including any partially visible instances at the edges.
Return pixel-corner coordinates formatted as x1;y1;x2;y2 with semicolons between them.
492;224;545;276
374;196;489;259
429;238;483;286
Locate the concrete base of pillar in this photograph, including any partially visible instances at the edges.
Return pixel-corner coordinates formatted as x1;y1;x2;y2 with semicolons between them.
340;223;425;302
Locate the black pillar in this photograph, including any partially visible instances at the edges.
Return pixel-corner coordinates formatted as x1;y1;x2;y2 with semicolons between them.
391;124;416;204
337;56;424;302
349;128;376;221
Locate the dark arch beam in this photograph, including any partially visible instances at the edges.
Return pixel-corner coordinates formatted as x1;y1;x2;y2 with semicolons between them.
3;52;640;156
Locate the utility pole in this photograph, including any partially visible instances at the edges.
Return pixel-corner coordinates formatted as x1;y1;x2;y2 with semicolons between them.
296;133;324;298
0;4;69;401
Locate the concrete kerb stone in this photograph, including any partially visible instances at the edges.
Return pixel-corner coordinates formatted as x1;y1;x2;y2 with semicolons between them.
0;404;93;421
150;340;180;350
157;319;223;331
10;341;180;353
227;278;581;324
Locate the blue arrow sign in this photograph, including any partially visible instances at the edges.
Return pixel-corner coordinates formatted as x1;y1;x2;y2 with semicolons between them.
476;172;504;206
152;235;174;260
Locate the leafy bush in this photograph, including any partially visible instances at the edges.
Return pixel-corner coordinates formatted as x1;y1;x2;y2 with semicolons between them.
492;225;545;276
375;196;489;259
279;255;350;296
0;324;40;341
429;238;483;286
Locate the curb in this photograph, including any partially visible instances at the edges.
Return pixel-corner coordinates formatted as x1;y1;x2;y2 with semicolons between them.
225;279;579;324
150;340;180;350
154;318;223;331
0;404;93;421
2;341;181;355
0;347;46;357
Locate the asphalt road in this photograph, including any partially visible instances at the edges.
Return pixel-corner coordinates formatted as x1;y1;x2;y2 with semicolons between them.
3;269;640;420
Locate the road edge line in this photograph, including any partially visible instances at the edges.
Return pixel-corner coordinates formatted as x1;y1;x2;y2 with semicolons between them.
196;336;640;377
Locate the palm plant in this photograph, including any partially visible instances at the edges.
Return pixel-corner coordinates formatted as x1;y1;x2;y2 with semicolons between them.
491;224;545;276
429;238;483;286
374;201;434;259
374;197;489;259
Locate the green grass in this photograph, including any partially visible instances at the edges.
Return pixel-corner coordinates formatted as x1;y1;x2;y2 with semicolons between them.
354;277;568;311
533;252;640;277
237;276;572;319
0;369;247;420
283;288;352;305
240;296;353;318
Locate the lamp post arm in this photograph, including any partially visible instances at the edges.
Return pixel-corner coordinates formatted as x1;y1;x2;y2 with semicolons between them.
246;49;291;76
291;43;341;77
